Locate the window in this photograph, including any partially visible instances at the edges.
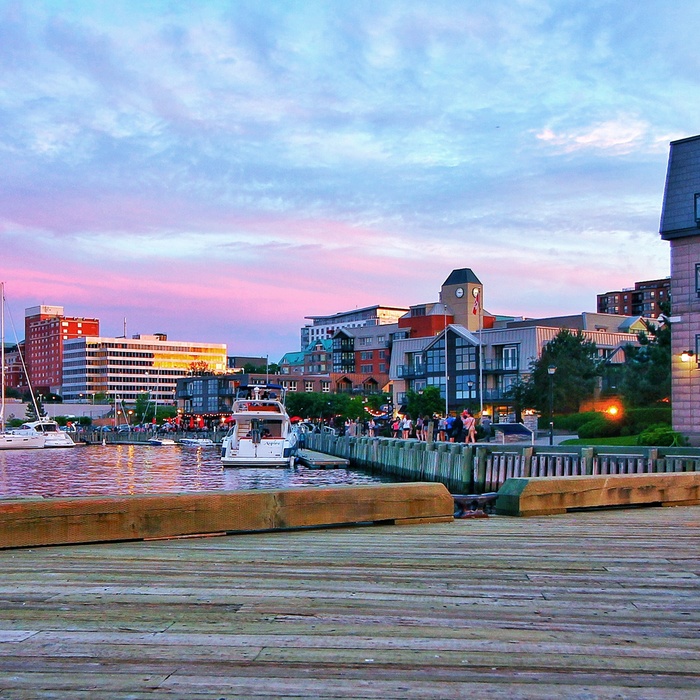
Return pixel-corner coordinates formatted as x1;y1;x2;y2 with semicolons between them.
359;336;372;346
360;351;373;360
361;364;373;373
455;374;477;400
321;381;331;393
305;381;314;392
502;346;518;370
455;337;476;371
695;264;700;297
426;339;445;373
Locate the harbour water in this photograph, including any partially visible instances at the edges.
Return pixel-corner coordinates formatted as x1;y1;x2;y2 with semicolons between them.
0;444;389;499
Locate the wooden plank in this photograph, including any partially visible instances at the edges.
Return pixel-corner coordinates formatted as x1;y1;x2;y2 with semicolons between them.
496;472;700;516
0;507;698;698
0;483;454;549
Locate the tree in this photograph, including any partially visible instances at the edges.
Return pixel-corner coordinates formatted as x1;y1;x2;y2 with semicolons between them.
134;393;154;424
188;361;210;375
405;386;444;420
618;319;671;408
516;329;600;415
25;393;46;420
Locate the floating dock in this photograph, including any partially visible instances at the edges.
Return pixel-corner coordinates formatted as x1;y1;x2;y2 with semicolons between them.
296;448;350;468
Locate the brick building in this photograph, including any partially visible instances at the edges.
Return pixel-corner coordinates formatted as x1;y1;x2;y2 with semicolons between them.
597;278;670;317
659;134;700;442
24;305;99;394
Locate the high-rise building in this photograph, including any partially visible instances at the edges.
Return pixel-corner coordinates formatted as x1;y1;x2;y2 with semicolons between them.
24;305;99;394
62;334;227;404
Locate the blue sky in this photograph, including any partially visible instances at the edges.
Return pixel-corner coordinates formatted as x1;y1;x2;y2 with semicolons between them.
0;0;692;359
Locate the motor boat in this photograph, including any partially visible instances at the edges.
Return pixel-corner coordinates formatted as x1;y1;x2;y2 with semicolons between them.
178;438;215;447
12;419;76;448
220;385;298;467
147;437;177;446
0;432;45;450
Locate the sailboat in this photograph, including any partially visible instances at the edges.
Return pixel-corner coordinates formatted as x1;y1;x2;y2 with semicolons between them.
0;283;45;449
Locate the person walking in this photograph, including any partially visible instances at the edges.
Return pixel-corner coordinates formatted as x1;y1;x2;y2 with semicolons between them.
401;414;413;440
463;410;477;444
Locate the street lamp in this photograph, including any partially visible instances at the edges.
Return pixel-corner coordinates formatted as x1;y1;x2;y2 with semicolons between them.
547;365;557;446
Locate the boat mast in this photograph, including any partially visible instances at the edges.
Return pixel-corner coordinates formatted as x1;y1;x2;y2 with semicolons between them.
1;282;5;432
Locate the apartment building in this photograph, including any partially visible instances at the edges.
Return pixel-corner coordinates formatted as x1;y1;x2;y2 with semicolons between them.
597;278;670;317
300;304;408;349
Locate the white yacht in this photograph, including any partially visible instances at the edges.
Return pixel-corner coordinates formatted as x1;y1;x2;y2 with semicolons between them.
220;385;298;467
12;420;76;448
0;431;45;450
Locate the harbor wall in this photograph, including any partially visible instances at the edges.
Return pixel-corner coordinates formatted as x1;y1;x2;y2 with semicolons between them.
306;434;700;494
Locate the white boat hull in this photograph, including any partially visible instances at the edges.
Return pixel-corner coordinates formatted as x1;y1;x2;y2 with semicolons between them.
0;433;46;450
11;421;76;448
221;437;295;467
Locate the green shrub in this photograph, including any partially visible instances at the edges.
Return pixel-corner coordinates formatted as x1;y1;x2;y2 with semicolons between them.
637;424;686;447
553;412;598;432
624;407;671;435
577;415;622;439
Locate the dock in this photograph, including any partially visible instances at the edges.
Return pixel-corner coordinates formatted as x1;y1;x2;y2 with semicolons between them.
0;505;698;697
296;448;350;468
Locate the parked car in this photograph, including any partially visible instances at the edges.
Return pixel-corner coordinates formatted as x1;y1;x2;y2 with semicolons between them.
116;424;131;433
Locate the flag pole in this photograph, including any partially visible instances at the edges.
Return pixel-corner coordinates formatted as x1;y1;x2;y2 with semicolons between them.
479;297;484;416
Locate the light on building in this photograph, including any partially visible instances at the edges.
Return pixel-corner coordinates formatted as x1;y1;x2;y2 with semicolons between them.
681;350;695;363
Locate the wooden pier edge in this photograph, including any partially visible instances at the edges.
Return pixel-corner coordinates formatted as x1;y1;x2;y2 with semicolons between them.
495;472;700;516
0;482;454;550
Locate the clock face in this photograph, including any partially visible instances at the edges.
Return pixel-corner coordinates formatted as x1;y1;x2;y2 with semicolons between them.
472;287;480;297
455;287;464;298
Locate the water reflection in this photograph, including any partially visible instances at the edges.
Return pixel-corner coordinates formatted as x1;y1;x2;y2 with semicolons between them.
0;444;389;498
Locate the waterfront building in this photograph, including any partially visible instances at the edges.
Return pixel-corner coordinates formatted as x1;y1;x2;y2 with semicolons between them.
300;304;408;350
331;322;395;381
390;313;646;420
62;334;227;405
597;278;670;317
659;134;700;443
24;305;99;395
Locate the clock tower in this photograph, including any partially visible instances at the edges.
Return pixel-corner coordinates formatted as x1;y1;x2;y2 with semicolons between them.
439;268;482;332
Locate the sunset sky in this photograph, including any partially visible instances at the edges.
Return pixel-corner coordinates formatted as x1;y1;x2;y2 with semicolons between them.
1;0;694;360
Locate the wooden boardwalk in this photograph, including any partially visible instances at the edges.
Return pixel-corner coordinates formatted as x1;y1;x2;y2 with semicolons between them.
0;506;699;698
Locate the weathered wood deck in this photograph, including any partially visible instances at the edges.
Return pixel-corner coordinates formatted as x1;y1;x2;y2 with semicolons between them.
0;506;699;698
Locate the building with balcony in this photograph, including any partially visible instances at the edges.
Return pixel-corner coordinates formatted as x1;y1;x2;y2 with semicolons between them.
331;323;395;377
597;278;670;317
390;314;646;420
300;304;408;349
62;334;227;404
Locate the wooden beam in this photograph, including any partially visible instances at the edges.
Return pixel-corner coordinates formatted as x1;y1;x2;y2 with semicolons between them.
496;472;700;516
0;482;454;549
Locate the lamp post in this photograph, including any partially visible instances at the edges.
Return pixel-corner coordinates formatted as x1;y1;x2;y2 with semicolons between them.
547;365;556;446
467;380;474;412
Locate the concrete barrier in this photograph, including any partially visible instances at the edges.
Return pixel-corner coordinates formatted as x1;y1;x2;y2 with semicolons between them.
0;482;454;549
495;472;700;516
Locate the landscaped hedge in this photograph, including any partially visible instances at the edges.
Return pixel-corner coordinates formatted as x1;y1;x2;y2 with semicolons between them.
574;407;672;440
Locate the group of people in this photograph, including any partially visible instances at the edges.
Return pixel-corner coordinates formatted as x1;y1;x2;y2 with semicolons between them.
390;411;492;443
